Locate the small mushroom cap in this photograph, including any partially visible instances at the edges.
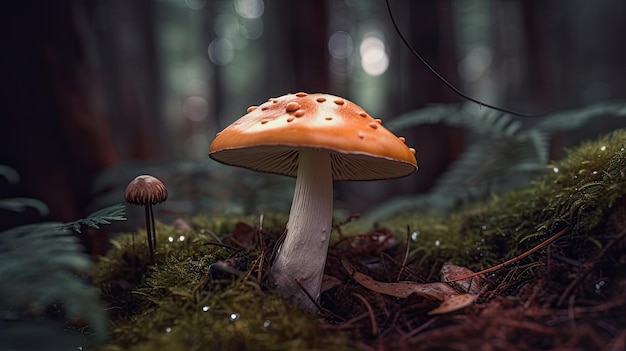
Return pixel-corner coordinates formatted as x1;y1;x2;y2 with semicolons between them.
125;175;168;205
209;93;417;180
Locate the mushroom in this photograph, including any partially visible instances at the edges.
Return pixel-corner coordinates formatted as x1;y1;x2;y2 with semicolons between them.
209;93;417;311
125;175;168;264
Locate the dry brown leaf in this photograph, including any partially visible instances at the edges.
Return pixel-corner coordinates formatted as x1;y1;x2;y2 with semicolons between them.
428;293;477;315
440;263;485;294
353;271;458;301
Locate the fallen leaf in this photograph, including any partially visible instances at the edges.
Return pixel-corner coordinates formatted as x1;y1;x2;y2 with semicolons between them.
172;218;193;232
440;263;485;294
428;293;476;315
353;271;457;301
321;274;343;293
228;222;256;249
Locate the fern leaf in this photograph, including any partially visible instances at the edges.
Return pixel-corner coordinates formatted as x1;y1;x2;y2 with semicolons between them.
0;205;126;342
0;197;49;216
66;203;126;233
0;164;20;184
386;103;524;139
535;101;626;132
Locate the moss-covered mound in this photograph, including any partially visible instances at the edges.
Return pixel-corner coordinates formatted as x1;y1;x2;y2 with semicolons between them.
93;129;626;350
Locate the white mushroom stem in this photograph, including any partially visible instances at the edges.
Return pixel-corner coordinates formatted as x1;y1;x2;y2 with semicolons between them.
269;149;333;312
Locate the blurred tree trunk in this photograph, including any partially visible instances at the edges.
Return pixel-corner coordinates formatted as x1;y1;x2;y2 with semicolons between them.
1;0;162;233
262;0;330;94
341;1;464;213
401;0;464;193
95;0;164;160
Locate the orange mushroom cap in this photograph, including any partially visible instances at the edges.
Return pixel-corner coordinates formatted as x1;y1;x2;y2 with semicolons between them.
209;92;417;181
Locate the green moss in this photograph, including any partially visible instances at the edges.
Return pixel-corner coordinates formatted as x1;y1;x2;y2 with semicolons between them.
93;130;625;349
93;213;347;350
100;259;347;351
381;129;626;271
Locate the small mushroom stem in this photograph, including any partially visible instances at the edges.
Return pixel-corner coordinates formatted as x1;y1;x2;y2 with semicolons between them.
269;149;333;312
144;205;155;264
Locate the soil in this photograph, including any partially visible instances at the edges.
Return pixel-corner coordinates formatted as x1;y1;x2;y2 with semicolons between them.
314;201;626;350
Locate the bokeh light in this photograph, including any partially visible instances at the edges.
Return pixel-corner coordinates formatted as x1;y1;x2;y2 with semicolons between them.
239;18;264;40
184;0;207;11
359;32;389;76
458;46;492;81
234;0;264;19
182;96;209;122
207;38;235;65
328;31;353;59
214;14;240;39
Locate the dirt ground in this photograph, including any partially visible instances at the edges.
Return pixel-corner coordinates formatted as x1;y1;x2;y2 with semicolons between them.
316;203;626;351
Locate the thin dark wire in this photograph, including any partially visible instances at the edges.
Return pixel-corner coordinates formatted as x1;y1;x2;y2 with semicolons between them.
385;0;547;118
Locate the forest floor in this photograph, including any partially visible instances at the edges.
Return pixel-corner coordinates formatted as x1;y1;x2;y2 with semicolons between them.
317;216;626;350
93;131;626;350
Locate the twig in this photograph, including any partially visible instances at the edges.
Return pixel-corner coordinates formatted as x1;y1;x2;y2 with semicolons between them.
352;292;379;336
447;226;570;283
557;229;626;306
294;278;324;312
396;225;412;281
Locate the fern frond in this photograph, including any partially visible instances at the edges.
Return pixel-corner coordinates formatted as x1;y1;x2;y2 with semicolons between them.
371;104;549;219
0;197;49;215
385;105;463;131
67;203;126;233
535;101;626;132
386;103;524;139
0;205;126;342
0;165;20;184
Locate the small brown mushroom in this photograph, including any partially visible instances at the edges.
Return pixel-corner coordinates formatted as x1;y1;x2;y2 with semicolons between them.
125;175;168;264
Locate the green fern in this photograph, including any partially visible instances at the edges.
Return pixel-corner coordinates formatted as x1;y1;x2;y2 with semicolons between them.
370;101;626;220
385;104;524;138
534;101;626;132
67;203;126;233
0;164;20;184
0;197;49;215
0;165;49;216
0;204;127;343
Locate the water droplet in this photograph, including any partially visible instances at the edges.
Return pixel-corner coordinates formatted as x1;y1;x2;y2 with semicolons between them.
434;240;440;247
263;320;271;328
229;313;240;321
594;280;606;294
202;305;210;312
178;235;185;242
592;171;598;175
165;327;172;333
168;237;174;242
411;231;420;241
600;145;607;151
553;167;559;173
